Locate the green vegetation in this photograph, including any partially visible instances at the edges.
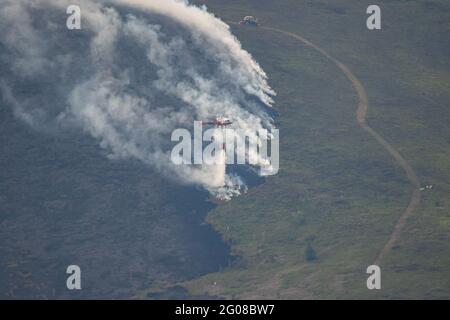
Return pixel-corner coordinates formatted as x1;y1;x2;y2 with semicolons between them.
183;0;450;299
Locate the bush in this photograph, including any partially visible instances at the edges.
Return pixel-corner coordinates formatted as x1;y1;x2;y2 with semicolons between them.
305;244;317;261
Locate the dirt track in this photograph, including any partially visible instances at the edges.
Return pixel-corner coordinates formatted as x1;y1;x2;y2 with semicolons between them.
236;23;421;265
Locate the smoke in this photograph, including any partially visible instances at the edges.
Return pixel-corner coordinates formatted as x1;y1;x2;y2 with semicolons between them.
0;0;277;199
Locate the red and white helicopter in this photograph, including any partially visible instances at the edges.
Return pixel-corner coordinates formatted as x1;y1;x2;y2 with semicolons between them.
202;117;233;127
201;117;233;151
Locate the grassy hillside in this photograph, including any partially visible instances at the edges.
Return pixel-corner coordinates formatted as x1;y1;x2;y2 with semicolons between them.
183;0;450;299
0;106;229;299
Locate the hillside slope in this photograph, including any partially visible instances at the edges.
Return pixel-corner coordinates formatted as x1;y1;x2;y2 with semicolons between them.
184;0;450;299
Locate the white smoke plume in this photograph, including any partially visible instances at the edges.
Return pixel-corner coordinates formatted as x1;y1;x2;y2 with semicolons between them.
0;0;277;199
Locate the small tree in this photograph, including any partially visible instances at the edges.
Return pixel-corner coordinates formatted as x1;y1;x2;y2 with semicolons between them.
305;243;317;261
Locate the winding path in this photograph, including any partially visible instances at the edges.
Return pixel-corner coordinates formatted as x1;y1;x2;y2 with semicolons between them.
233;22;421;265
